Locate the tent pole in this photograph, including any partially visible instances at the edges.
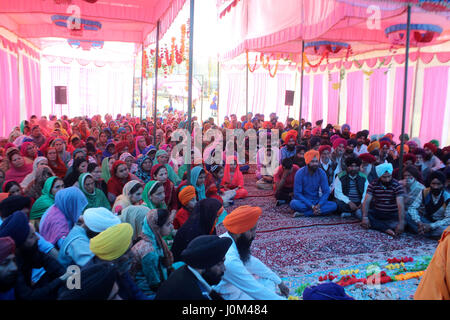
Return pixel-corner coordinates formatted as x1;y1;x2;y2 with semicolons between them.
298;40;305;142
153;20;161;140
246;56;249;116
186;0;195;185
399;4;412;177
410;47;420;138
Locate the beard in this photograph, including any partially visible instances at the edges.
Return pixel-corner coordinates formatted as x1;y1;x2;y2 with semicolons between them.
424;153;433;161
430;187;442;197
236;235;254;264
308;164;318;172
202;268;224;286
287;144;295;151
381;179;391;187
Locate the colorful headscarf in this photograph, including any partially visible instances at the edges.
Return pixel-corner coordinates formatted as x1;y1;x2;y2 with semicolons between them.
143;180;167;209
78;173;111;211
29;176;59;220
190;166;206;201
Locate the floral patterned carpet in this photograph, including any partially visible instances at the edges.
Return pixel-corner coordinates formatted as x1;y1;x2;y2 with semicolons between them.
216;168;439;300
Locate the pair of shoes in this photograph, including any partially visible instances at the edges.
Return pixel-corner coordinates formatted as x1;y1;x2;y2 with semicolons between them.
293;211;303;218
340;212;352;218
276;200;286;207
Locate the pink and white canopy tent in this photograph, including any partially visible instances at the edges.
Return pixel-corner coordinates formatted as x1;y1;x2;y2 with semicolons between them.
217;0;450;147
0;0;187;137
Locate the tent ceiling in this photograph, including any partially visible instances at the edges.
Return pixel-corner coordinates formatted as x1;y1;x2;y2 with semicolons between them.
0;0;186;47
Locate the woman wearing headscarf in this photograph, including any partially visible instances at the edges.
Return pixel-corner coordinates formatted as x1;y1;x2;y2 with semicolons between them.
29;177;64;231
20;141;37;165
176;165;207;203
5;148;33;184
131;208;175;297
222;156;248;200
107;160;131;204
20;156;50;190
153;150;181;186
119;152;138;175
45;147;67;179
38;187;88;249
171;198;223;262
101;157;115;183
63;158;88;188
143;181;167;210
51;138;71;167
78;173;111;212
102;140;116;160
2;180;23;198
134;136;147;158
24;165;55;202
119;205;149;244
135;155;153;184
151;164;178;212
112;180;144;215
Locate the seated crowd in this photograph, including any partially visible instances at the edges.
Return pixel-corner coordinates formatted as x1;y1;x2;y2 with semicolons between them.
0;110;449;300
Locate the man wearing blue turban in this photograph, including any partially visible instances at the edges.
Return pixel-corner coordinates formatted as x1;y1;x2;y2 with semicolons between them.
361;163;406;237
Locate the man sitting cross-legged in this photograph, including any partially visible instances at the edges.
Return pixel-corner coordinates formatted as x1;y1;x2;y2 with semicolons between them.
361;163;405;237
290;150;337;217
334;156;369;219
273;157;299;207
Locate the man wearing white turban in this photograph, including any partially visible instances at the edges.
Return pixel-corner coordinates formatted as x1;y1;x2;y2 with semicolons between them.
58;208;121;268
361;163;406;237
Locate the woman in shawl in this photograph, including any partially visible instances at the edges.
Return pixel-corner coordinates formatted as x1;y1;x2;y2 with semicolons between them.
171;198;223;262
29;176;64;231
38;186;88;249
96;131;109;153
24;165;55;201
135;155;153;184
143;181;167;210
45;147;67;179
78;120;91;141
106;160;131;204
119;152;138;175
154;150;181;186
112;180;143;215
102;141;116;160
2;180;22;197
87;162;108;197
20;141;37;165
64;158;88;187
5;148;33;184
131;208;175;297
177;166;207;204
222;156;248;199
51;138;71;167
20;156;49;189
151;164;178;212
205;165;235;207
78;173;111;212
120;205;149;245
154;129;165;149
134;136;147;158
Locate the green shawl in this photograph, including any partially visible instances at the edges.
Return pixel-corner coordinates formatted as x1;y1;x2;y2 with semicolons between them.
101;157;112;183
143;180;167;210
190;166;206;200
154;150;181;186
29;176;58;220
79;173;111;211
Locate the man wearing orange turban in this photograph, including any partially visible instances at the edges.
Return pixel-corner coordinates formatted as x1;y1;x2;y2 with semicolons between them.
290;150;337;217
215;206;289;300
281;130;298;161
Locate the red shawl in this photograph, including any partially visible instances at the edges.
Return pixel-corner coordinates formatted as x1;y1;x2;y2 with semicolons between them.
107;160;131;197
222;158;244;190
46;147;67;179
151;164;178;211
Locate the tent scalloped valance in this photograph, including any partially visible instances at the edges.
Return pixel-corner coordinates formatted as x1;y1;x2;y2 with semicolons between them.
0;35;40;59
42;54;133;68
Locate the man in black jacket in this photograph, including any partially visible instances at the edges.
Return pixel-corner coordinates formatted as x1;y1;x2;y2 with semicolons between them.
155;235;232;300
0;211;68;300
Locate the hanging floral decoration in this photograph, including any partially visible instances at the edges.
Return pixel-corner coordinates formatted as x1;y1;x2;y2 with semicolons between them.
418;0;450;11
246;51;280;77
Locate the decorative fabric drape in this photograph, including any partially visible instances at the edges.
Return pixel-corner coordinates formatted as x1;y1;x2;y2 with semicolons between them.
346;71;363;132
312;74;323;124
419;66;449;145
327;72;339;125
369;68;388;135
392;66;414;140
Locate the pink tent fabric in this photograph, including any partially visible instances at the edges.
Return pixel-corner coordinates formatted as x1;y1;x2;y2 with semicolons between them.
369;69;388;135
251;73;269;116
300;75;310;120
346;71;363;132
419;66;449;145
392;66;414;139
0;49;20;137
312;74;323;124
276;73;293;121
0;0;186;44
327;72;340;125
